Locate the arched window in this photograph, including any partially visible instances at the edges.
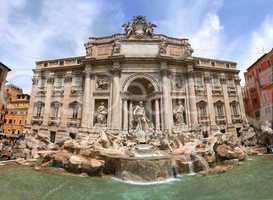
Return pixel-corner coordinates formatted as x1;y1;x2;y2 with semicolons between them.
51;101;62;118
69;101;81;119
230;101;240;116
214;101;225;117
34;101;45;117
197;101;207;119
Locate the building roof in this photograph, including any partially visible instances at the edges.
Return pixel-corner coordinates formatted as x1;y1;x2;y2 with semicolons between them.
246;48;273;71
0;62;12;71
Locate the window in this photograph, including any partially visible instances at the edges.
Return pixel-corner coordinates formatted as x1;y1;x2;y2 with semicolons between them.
50;131;56;143
54;77;64;88
73;76;82;87
230;102;239;115
35;102;44;117
51;102;61;118
9;119;12;124
215;101;224;117
70;102;81;119
212;77;220;86
195;75;203;86
39;78;46;89
69;132;76;139
197;101;207;121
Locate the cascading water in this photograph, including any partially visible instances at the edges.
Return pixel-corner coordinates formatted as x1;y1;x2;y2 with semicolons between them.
187;161;196;176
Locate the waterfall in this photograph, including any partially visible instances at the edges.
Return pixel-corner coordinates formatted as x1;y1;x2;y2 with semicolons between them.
187;161;196;176
193;154;209;172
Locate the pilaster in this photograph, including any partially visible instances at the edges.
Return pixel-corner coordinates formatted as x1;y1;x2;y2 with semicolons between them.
204;72;216;126
187;65;198;127
81;66;92;128
221;74;233;127
161;62;173;131
60;71;72;128
110;61;122;130
43;72;54;126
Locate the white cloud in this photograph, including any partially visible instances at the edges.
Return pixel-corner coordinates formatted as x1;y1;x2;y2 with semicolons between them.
191;13;223;58
0;0;123;93
238;15;273;84
241;15;273;68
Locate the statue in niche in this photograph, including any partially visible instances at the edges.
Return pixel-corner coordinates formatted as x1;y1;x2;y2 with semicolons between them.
133;101;153;133
173;100;185;125
96;78;109;90
95;102;108;125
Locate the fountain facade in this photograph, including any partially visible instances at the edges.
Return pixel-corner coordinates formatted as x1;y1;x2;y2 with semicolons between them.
19;16;255;182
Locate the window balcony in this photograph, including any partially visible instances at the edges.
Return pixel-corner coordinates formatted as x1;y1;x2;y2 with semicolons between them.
228;86;237;96
232;114;242;123
212;85;223;96
195;85;206;96
31;116;43;125
52;86;64;97
215;115;226;124
67;118;81;127
48;117;61;126
198;116;209;124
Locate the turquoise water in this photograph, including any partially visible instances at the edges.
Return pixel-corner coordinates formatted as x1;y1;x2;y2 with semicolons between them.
0;156;272;200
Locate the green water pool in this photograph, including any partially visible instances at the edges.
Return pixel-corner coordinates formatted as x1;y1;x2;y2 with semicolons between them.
0;155;272;200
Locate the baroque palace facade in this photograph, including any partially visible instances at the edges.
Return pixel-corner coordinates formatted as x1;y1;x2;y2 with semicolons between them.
26;16;246;142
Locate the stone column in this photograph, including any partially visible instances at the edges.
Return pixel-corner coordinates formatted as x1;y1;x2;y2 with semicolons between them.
123;99;128;131
187;66;198;127
81;66;92;129
60;71;72;127
129;100;133;130
43;72;54;126
26;73;39;125
161;62;173;131
222;76;232;126
155;99;160;131
236;80;247;121
204;73;216;126
110;62;122;130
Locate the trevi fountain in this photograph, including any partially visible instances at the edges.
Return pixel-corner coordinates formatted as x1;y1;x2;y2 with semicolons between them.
1;16;273;200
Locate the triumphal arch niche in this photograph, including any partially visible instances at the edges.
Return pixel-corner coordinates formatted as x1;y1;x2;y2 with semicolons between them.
27;16;246;141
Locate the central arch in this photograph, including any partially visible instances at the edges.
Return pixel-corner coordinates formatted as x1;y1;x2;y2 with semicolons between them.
122;73;160;93
121;73;162;132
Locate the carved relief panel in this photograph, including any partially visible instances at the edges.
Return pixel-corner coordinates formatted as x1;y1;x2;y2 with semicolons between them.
95;75;110;91
171;74;185;92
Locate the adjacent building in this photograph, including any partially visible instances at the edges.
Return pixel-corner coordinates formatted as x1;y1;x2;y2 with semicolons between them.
25;16;247;143
243;49;273;128
3;93;30;135
0;62;11;128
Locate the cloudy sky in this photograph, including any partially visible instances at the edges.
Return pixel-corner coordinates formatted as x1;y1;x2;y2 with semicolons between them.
1;0;273;93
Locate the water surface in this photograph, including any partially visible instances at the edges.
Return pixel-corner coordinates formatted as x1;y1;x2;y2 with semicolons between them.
0;156;272;200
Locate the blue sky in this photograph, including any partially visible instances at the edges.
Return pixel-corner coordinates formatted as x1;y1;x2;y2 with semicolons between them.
1;0;273;93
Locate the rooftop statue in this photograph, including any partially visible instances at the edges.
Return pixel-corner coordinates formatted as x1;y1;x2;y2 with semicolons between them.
122;16;156;38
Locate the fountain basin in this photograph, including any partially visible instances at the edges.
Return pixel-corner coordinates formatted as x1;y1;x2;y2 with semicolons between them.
103;155;175;182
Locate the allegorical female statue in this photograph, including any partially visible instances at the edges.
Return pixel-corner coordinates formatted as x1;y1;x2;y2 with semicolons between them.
95;102;108;125
173;100;185;125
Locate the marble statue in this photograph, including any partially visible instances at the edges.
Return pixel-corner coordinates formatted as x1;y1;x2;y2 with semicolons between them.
173;100;185;125
122;22;134;37
133;101;153;132
95;102;108;125
145;22;156;36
